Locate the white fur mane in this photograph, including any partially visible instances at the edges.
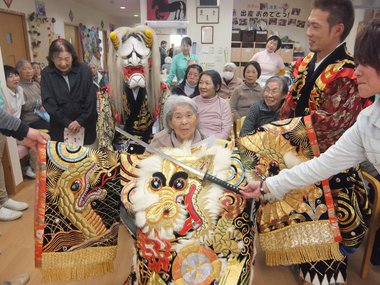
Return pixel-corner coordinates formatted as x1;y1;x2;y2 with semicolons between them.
132;143;232;240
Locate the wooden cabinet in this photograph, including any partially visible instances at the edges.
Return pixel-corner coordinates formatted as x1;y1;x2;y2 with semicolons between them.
240;42;254;62
231;41;294;79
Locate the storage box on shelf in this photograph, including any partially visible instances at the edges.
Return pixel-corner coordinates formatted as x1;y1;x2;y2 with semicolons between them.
230;39;294;79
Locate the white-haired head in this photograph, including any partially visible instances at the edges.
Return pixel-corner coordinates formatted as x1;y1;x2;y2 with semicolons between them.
223;62;237;72
162;95;199;131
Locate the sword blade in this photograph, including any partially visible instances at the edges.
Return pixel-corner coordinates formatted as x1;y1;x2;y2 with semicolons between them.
115;127;204;177
115;127;241;194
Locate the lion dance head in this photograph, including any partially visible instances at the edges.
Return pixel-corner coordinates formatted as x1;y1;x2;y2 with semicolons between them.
108;25;161;120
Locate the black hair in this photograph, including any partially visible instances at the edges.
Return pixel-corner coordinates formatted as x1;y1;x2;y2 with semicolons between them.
312;0;354;41
181;36;192;46
354;19;380;74
4;65;19;79
266;35;282;52
184;64;203;80
243;61;261;79
47;38;79;68
161;40;167;45
198;70;222;92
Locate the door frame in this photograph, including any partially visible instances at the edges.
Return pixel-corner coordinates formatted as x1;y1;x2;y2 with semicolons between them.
101;30;108;69
64;22;84;62
0;8;31;62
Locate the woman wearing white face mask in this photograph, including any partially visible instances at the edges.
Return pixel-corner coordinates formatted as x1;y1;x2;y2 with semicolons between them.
218;62;243;100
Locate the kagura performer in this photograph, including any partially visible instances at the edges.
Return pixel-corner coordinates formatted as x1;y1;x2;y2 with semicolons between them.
108;25;170;153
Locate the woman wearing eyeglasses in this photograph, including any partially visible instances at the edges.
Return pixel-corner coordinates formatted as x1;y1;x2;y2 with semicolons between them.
240;76;288;136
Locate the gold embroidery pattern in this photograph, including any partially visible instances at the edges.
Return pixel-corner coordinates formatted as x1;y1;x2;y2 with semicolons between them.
259;221;343;265
239;117;343;266
120;145;254;284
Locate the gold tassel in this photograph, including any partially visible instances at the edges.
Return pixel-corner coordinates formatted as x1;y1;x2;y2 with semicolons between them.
41;246;117;282
258;220;345;266
265;242;344;266
42;261;113;282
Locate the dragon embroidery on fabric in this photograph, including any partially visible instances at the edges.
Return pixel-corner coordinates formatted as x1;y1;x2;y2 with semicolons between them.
36;141;254;284
120;143;254;285
45;142;121;243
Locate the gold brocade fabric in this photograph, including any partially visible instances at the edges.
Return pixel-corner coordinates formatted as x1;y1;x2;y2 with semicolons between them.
36;141;254;284
238;117;346;266
96;87;115;150
35;142;122;282
121;143;254;285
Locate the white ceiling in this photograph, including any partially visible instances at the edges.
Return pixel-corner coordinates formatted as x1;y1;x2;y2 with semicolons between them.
75;0;140;18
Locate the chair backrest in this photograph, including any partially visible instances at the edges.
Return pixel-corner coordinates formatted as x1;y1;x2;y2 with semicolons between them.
360;171;380;278
235;116;246;137
362;171;380;217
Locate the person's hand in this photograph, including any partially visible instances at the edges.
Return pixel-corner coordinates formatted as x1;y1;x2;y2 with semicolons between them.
239;180;269;199
68;120;81;133
23;128;50;151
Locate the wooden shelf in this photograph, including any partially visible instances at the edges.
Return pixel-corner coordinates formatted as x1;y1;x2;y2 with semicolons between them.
230;41;294;78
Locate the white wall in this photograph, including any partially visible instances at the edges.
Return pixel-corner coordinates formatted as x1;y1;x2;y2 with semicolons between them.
346;9;366;54
233;0;311;53
0;0;368;70
141;0;233;73
233;0;367;56
0;0;114;64
189;0;234;73
0;0;113;35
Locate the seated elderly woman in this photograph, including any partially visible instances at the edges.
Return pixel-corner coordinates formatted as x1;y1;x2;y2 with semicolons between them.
31;62;42;84
150;95;206;148
193;70;232;140
240;75;288;136
16;59;49;131
4;65;37;178
162;56;172;73
230;61;262;123
218;62;243;100
171;64;203;98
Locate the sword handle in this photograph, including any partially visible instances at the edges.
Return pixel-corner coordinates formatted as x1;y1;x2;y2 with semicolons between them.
204;173;241;195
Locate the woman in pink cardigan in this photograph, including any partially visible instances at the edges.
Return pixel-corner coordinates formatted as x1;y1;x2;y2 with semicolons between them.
192;70;232;140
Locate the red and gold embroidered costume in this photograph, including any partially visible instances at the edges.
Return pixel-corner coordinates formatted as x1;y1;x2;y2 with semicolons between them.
268;43;371;284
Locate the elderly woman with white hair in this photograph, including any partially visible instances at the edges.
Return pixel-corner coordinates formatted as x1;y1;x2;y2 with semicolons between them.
150;95;205;148
218;62;243;100
16;59;50;131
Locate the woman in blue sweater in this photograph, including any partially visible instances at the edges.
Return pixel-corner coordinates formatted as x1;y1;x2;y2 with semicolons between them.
165;37;200;86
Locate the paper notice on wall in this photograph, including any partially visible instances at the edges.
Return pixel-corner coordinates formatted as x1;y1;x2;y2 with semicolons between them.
202;46;210;53
204;62;216;70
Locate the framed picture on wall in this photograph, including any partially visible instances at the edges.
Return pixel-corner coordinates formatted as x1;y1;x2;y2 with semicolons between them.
35;1;46;17
147;0;187;21
201;26;213;44
196;7;219;24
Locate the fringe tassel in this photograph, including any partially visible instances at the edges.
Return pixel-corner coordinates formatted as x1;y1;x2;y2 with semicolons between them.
42;261;114;282
265;242;344;266
41;246;117;282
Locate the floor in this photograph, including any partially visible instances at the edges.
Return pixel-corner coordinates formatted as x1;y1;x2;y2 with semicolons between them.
0;179;379;285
